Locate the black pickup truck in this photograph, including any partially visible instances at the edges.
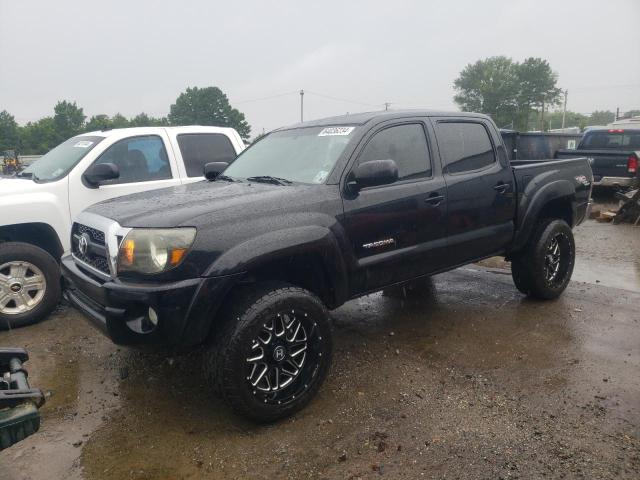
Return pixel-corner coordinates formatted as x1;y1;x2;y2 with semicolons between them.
556;128;639;189
61;111;592;421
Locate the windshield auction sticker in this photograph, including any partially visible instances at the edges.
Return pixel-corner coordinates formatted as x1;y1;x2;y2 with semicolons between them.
73;140;94;148
318;126;355;136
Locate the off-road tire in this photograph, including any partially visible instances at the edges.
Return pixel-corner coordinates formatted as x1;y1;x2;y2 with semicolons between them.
0;242;61;330
510;219;575;300
203;282;333;423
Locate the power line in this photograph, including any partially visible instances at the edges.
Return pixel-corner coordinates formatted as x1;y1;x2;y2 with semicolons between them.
304;90;382;108
233;91;299;105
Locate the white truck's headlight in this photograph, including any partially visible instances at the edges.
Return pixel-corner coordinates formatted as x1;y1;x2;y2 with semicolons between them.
117;228;196;274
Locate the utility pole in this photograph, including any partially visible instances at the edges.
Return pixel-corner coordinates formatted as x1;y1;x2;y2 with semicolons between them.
300;89;304;122
615;107;620;121
561;89;568;129
540;98;545;132
384;102;391;111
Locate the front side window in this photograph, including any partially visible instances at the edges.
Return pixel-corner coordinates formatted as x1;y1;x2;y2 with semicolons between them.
224;126;354;184
19;135;104;182
436;122;496;174
91;135;172;185
357;124;432;181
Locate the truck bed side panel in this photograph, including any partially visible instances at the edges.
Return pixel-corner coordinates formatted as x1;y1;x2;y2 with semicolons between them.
510;157;592;252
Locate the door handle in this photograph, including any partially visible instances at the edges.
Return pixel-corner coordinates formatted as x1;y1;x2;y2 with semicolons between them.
493;182;510;194
425;193;445;206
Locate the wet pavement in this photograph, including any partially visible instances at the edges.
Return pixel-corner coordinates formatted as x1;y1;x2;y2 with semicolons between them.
1;216;639;479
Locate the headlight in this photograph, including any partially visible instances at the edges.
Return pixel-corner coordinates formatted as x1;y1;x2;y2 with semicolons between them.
117;228;196;274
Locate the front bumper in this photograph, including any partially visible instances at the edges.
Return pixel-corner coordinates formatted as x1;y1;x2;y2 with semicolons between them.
61;254;240;347
592;176;638;188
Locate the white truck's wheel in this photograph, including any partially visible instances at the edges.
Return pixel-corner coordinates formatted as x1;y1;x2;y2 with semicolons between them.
0;243;61;329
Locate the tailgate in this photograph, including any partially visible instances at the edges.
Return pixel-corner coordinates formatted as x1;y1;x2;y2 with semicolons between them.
557;149;632;180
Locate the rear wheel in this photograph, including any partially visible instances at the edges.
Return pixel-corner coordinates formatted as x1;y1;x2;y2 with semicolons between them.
510;219;575;300
204;282;333;422
0;242;61;329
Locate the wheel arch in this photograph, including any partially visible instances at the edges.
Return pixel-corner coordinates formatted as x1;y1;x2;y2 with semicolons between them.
510;180;576;254
0;223;64;263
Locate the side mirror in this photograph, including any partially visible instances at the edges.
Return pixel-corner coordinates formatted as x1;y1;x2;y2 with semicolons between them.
204;162;229;181
83;163;119;187
349;159;399;192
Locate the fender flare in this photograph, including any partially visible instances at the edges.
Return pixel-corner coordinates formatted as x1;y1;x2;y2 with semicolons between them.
204;225;349;303
511;179;575;252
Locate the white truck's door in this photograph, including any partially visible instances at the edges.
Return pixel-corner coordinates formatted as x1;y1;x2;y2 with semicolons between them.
67;130;182;219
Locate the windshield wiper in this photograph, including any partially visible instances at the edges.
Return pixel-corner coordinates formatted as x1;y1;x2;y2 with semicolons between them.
246;175;292;186
216;174;237;182
15;171;36;181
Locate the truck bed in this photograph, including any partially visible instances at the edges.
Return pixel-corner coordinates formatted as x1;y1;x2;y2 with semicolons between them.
510;156;592;246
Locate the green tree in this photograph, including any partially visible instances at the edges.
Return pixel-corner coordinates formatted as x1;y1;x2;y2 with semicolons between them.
545;110;589;130
168;86;251;139
620;109;640;120
515;58;562;130
454;57;562;131
19;118;58;154
453;56;519;128
587;110;615;126
53;100;86;142
85;114;112;131
0;110;20;152
129;113;168;127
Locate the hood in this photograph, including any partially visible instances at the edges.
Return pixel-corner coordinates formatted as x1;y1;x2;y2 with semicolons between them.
0;177;52;195
87;180;326;228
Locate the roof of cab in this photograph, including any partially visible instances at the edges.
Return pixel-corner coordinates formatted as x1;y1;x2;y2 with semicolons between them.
80;125;238;137
277;109;489;131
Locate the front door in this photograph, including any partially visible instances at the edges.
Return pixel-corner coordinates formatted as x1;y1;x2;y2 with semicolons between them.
341;121;448;295
68;133;181;220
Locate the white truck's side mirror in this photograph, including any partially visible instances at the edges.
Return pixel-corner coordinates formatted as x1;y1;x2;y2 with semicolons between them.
83;163;120;187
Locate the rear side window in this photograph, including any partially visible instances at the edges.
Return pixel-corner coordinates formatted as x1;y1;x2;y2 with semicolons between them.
177;133;237;177
358;124;431;181
92;135;172;185
436;122;496;174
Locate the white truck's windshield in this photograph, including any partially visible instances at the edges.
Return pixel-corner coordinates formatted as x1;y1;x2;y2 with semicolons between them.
224;126;355;184
18;135;105;182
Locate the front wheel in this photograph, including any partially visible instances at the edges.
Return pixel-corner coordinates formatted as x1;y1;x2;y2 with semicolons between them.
204;282;333;423
511;219;575;300
0;242;61;329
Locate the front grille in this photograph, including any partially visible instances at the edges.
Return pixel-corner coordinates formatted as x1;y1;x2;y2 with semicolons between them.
75;223;105;245
72;222;110;276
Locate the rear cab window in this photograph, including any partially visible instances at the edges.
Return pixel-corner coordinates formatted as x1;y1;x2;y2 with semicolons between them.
581;130;640;149
177;133;238;177
436;122;496;174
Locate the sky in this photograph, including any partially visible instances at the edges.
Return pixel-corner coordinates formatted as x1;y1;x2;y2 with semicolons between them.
1;0;639;136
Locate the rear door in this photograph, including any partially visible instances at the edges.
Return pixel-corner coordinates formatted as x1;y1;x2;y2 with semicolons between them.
68;132;181;219
431;117;516;264
341;119;448;294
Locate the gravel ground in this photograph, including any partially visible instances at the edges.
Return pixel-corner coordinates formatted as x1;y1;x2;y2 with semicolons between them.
1;198;638;479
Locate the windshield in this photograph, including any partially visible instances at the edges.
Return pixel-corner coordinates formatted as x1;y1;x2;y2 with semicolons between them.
223;126;356;184
581;130;640;149
19;135;105;182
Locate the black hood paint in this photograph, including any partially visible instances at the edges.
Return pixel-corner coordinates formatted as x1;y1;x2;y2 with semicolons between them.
87;180;324;228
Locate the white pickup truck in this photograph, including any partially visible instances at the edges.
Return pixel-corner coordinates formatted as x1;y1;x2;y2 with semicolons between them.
0;126;245;328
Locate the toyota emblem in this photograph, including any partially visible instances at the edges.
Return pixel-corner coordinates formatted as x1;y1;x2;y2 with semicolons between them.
78;233;90;255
